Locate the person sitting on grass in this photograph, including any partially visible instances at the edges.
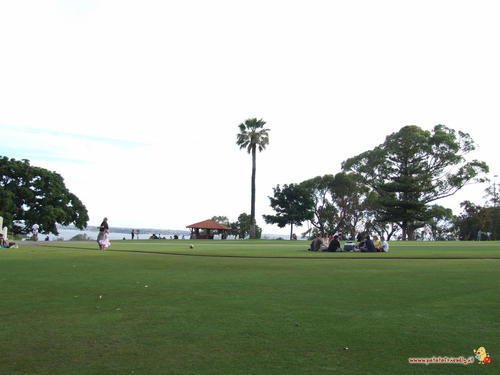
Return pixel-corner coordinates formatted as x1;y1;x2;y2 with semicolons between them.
355;235;376;252
356;235;366;250
379;236;389;252
308;234;322;251
373;235;381;250
327;234;342;252
319;233;329;251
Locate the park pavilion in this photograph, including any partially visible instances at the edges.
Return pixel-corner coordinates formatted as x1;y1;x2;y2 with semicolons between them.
186;219;231;240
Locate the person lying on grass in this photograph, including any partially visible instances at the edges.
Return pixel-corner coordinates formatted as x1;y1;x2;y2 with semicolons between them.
0;233;16;248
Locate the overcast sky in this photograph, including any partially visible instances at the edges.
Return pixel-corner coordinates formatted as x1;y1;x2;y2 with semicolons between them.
1;0;499;236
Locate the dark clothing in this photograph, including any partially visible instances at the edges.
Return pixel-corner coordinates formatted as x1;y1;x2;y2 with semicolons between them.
97;220;109;249
360;239;376;252
309;238;322;251
327;239;341;252
99;221;109;232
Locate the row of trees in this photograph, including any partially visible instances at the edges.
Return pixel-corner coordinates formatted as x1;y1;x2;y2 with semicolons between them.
263;125;491;240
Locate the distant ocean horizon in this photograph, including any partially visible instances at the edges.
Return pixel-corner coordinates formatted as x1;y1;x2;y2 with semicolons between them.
37;225;299;241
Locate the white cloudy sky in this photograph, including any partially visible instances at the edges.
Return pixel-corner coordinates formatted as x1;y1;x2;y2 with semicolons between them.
1;0;499;235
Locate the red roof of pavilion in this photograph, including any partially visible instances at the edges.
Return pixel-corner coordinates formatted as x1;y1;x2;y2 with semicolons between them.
186;219;231;230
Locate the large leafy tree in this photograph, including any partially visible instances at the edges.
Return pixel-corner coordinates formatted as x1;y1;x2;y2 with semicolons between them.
0;156;89;235
211;215;231;237
362;191;399;240
299;175;334;235
418;205;455;241
263;183;314;240
453;201;499;241
300;172;369;238
453;201;490;241
236;118;270;239
342;125;488;240
230;213;262;239
483;182;500;240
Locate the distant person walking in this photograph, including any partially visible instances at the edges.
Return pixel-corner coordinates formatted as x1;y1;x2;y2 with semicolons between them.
32;223;39;241
131;229;135;240
97;217;109;250
477;230;481;241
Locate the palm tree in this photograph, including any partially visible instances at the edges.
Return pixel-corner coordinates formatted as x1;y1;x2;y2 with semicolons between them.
236;118;270;239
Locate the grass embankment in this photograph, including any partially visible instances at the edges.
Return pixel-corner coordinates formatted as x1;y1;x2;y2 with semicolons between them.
0;241;499;374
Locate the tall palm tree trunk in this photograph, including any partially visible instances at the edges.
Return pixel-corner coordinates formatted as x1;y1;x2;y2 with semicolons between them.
250;145;257;239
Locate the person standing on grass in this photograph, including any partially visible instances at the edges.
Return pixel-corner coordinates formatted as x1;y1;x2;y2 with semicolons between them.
477;230;481;241
97;217;109;250
32;223;39;241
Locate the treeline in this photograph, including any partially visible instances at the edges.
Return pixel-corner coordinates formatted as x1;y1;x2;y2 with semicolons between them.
1;124;495;241
262;125;494;241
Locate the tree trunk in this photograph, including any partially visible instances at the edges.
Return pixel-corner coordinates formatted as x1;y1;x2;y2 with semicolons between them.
408;228;415;241
386;223;396;241
290;223;293;240
401;221;408;241
250;145;257;239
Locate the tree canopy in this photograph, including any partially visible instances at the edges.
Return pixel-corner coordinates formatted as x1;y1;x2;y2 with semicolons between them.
0;156;89;235
454;201;498;241
263;183;314;239
231;213;262;239
342;125;488;239
299;172;370;239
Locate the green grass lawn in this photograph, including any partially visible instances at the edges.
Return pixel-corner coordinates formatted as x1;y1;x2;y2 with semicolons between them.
1;241;499;374
40;239;500;259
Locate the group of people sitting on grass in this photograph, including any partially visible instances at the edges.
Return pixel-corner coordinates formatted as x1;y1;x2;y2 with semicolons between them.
308;233;389;252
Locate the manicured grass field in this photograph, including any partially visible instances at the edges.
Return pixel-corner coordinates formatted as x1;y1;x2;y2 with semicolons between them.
1;241;499;374
41;239;500;259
